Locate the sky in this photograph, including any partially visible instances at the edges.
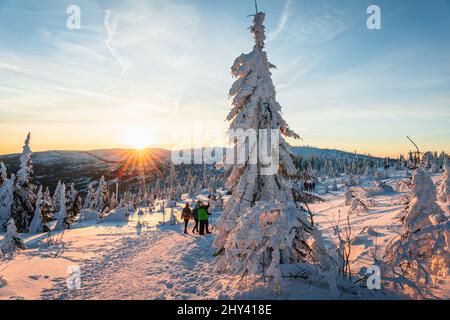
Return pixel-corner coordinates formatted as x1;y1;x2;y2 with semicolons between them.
0;0;449;157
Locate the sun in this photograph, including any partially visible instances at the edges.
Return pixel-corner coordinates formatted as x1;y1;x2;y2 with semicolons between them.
122;125;156;150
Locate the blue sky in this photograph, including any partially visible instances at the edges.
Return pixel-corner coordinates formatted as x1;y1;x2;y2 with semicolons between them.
0;0;449;156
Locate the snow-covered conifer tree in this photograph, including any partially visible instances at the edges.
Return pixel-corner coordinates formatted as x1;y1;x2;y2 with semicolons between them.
54;183;68;230
0;163;14;231
0;162;6;186
29;186;44;233
66;183;81;225
332;179;338;191
42;187;54;225
438;164;449;203
214;11;331;283
344;187;353;206
385;168;449;285
12;133;36;232
83;183;96;210
110;192;117;209
52;180;63;213
1;218;26;255
403;169;445;233
95;176;110;213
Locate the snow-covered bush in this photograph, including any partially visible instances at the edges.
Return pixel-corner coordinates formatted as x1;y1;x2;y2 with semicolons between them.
366;179;394;197
99;207;129;223
0;219;25;256
350;198;368;215
403;169;444;232
393;180;410;193
78;209;101;223
169;207;178;225
344;187;353;206
384;169;450;288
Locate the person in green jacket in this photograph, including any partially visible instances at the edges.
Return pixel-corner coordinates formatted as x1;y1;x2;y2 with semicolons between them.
197;204;209;235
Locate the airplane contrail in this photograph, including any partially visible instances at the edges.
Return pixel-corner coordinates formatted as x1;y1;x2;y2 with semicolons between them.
104;10;130;76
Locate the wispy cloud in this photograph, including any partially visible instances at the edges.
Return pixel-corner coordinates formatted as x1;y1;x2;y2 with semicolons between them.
104;10;130;76
267;0;292;43
0;61;27;74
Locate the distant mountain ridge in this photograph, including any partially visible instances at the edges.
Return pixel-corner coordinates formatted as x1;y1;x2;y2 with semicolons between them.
0;146;380;192
291;146;381;159
0;148;170;192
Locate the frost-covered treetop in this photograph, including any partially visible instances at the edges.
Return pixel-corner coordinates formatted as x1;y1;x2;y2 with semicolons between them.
17;132;33;186
411;168;438;203
404;168;444;232
251;12;266;49
227;12;299;141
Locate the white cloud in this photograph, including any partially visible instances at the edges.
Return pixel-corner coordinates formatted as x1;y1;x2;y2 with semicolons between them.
267;0;293;43
0;61;27;74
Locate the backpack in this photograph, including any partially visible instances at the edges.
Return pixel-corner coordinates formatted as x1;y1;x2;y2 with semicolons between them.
181;208;191;219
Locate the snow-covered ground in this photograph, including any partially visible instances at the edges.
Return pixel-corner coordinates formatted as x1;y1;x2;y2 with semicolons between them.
1;170;448;300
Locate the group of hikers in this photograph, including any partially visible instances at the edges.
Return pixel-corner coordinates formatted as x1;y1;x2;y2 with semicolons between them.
303;181;316;192
180;200;212;235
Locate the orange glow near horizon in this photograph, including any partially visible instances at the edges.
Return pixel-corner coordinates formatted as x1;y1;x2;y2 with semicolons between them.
121;125;158;151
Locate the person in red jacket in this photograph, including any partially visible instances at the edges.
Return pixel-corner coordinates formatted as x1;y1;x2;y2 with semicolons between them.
180;203;192;234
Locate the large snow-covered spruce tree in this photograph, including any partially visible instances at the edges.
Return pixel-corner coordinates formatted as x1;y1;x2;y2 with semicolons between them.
12;133;36;232
214;11;330;283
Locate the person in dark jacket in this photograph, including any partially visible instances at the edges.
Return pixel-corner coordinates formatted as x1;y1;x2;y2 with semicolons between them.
203;200;212;234
191;201;201;234
181;203;192;234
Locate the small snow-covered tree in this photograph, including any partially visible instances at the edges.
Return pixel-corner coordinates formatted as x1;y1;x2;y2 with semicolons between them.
29;186;44;233
12;133;36;232
344;187;353;206
66;183;81;225
110;192;117;209
403;169;444;233
0;164;14;231
95;176;110;213
214;11;331;284
83;183;96;210
1;218;25;255
54;183;68;230
438;164;449;203
52;181;63;213
332;179;338;191
42;187;54;225
385;168;450;288
0;162;6;186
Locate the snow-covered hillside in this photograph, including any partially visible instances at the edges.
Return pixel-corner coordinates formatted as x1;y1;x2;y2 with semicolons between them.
1;169;448;300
